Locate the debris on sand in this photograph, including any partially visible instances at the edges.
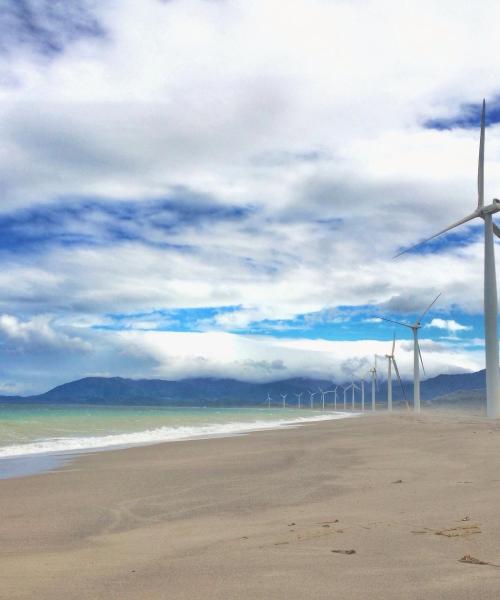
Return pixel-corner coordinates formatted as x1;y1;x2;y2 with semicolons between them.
392;479;403;484
459;554;500;567
412;524;480;537
331;549;356;555
316;519;339;524
435;525;480;537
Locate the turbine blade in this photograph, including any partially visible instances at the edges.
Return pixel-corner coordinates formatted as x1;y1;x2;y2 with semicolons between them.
394;211;480;258
374;316;412;329
493;221;500;239
392;357;407;402
417;293;441;324
416;339;426;375
478;99;485;208
391;332;395;355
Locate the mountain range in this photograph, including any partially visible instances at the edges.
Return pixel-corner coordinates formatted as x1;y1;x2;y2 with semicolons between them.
0;369;488;407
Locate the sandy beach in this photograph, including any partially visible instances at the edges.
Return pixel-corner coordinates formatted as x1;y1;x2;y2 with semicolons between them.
2;411;500;599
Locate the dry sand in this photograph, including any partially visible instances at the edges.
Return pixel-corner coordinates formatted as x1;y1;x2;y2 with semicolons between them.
2;411;500;599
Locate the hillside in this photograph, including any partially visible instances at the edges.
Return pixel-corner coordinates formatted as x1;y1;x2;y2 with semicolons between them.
0;369;489;407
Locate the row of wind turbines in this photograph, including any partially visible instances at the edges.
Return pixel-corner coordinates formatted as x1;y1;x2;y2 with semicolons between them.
265;333;408;412
267;100;500;417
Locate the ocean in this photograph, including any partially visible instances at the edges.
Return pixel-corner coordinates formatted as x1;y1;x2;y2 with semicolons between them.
0;404;354;478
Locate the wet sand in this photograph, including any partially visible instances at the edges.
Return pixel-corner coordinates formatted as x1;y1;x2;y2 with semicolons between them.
2;411;500;599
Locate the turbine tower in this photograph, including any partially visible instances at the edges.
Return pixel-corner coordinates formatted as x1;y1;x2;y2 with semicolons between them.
294;392;303;408
376;294;440;413
333;386;339;410
395;100;500;418
360;378;365;411
266;392;272;409
280;393;287;409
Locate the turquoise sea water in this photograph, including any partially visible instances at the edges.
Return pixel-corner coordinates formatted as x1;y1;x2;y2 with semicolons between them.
0;404;352;461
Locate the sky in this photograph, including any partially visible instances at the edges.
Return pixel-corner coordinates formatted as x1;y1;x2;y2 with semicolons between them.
1;0;500;394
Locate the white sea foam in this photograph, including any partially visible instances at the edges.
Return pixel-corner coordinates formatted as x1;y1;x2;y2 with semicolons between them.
0;412;357;459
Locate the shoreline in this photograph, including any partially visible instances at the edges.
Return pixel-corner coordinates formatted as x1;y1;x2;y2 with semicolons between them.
2;411;500;599
0;409;356;479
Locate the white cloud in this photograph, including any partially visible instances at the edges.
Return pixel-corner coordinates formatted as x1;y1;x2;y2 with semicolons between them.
0;314;91;351
425;318;472;333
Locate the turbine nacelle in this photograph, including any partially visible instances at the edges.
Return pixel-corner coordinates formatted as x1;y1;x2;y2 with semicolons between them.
481;199;500;216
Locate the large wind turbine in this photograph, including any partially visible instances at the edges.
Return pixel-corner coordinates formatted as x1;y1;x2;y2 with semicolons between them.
266;392;272;409
376;294;440;413
294;392;303;408
396;100;500;417
280;393;287;409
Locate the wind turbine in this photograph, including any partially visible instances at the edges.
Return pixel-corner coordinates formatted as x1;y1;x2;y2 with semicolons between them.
324;389;335;409
395;100;500;417
384;334;407;411
319;388;327;410
350;381;360;410
280;393;287;409
333;386;339;410
308;390;317;409
375;294;440;413
360;378;365;411
341;385;348;410
369;357;377;411
266;392;272;409
294;392;303;408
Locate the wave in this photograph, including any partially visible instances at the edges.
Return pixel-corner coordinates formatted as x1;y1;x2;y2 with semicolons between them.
0;412;356;459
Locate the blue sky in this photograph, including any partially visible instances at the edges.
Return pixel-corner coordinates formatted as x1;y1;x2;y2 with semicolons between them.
0;0;499;393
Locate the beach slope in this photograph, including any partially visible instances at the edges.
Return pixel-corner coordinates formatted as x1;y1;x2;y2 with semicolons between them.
1;412;500;599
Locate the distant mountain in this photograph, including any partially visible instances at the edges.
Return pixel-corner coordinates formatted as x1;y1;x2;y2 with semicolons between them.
0;369;489;407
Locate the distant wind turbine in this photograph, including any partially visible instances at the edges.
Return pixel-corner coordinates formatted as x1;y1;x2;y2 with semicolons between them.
384;334;406;411
280;393;287;409
294;392;303;408
369;357;377;411
319;388;328;410
395;100;500;418
324;389;335;409
350;381;360;410
308;390;317;409
360;378;365;411
375;294;440;413
341;385;348;410
266;392;272;409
